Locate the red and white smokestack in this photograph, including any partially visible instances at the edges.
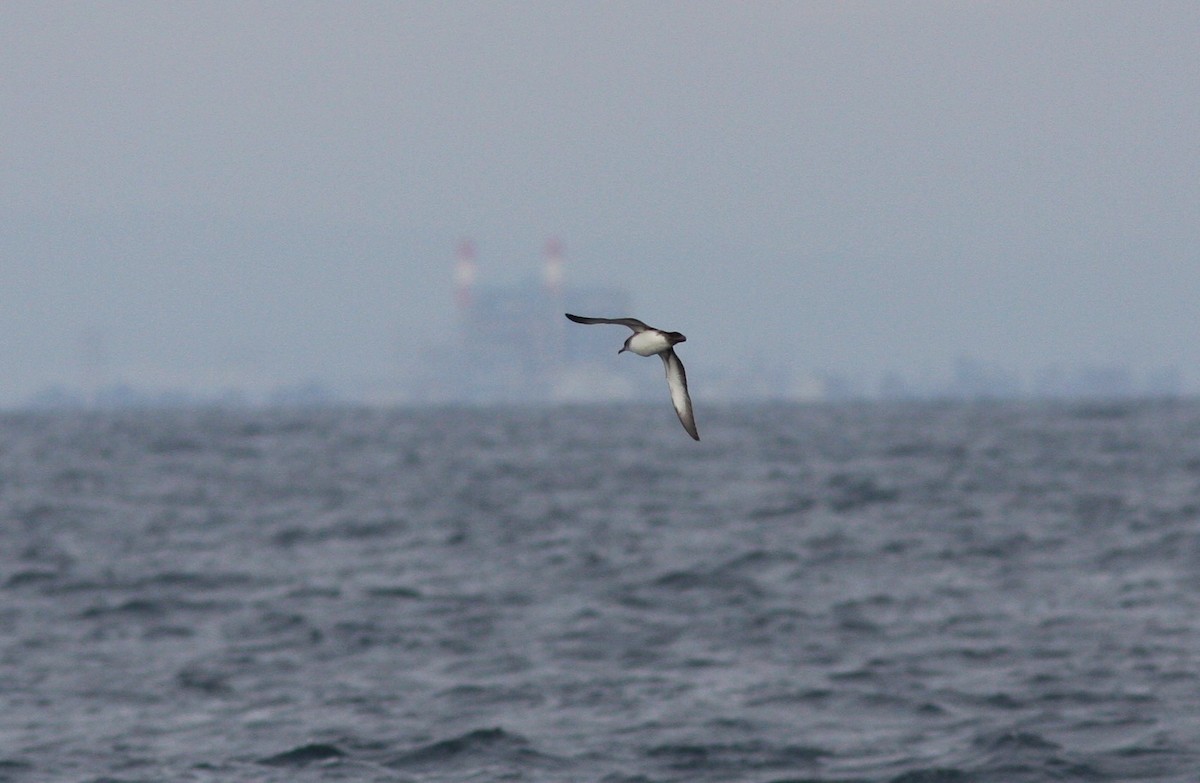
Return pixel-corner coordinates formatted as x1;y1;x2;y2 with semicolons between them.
543;237;564;297
454;239;477;310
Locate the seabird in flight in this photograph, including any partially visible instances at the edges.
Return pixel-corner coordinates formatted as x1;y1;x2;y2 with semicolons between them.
564;313;699;441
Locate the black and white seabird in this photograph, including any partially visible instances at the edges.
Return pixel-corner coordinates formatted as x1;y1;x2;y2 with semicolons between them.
564;313;699;441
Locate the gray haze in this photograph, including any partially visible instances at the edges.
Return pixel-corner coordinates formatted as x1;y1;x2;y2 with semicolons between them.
3;2;1198;404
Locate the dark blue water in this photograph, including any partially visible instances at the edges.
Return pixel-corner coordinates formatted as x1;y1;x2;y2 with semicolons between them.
2;401;1199;782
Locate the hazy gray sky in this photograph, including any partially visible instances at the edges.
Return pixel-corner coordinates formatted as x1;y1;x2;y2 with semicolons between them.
3;2;1198;402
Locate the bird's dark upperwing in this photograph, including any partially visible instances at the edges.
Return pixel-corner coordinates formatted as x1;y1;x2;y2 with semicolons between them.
564;314;650;332
660;348;699;441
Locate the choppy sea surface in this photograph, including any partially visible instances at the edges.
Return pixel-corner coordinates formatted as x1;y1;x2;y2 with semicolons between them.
3;401;1200;782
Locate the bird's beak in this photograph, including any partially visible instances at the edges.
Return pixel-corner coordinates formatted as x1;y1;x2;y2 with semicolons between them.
617;348;626;354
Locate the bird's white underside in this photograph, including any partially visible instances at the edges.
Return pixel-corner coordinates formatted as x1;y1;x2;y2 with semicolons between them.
626;331;671;356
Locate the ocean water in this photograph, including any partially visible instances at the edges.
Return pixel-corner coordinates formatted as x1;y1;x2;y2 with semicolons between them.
2;401;1200;782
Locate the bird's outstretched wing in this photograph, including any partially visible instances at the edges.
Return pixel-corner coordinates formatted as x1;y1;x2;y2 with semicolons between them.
660;349;699;440
565;313;650;332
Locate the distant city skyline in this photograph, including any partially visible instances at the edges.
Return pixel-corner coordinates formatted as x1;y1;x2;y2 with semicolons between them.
18;250;1188;410
4;3;1198;406
19;357;1187;411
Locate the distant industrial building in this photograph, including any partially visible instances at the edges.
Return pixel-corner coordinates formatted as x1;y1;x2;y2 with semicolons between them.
419;239;644;404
